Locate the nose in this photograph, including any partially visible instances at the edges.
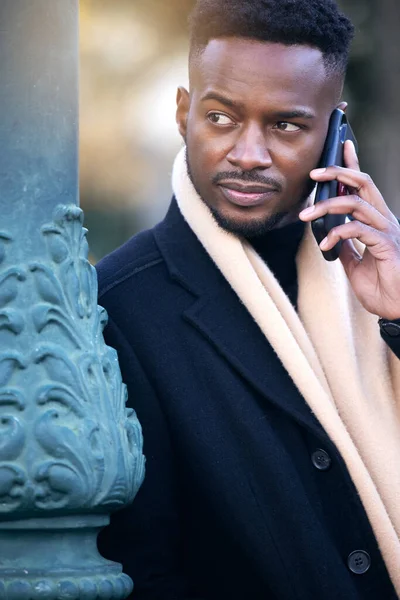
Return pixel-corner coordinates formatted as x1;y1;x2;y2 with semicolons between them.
226;123;272;171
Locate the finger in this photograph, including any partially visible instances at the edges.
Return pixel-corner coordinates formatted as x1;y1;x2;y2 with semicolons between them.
319;220;392;259
343;140;360;172
299;194;392;232
310;167;397;223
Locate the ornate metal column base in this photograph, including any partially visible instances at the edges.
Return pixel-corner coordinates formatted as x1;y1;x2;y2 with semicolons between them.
0;205;145;599
0;516;133;600
0;4;145;597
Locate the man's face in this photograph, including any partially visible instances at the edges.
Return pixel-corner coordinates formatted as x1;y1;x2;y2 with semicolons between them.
176;38;343;237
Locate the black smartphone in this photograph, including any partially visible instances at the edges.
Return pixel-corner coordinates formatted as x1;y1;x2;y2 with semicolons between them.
311;108;358;261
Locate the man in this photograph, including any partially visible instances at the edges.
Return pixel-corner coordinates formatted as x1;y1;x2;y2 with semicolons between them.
96;1;400;598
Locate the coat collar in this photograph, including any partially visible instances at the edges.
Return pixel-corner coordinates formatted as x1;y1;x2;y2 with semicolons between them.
154;198;325;438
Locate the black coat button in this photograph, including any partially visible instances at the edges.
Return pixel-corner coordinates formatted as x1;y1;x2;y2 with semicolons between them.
311;449;331;471
348;550;371;574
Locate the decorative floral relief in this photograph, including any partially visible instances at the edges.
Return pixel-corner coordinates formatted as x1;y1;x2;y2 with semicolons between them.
33;407;104;509
0;205;144;517
0;232;12;266
0;352;27;510
0;352;27;388
0;233;26;335
30;205;145;511
0;464;26;511
0;415;25;461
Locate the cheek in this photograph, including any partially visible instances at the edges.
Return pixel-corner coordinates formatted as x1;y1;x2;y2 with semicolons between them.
189;130;232;170
275;137;323;178
188;115;235;164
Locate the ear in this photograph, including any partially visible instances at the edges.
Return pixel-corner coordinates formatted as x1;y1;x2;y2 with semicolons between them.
176;86;190;140
337;101;348;112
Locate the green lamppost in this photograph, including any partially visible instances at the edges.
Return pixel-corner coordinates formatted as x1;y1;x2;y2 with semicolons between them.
0;2;145;598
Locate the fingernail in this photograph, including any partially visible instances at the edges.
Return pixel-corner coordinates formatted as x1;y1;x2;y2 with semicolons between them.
348;140;357;153
320;237;329;249
299;206;315;218
311;168;327;175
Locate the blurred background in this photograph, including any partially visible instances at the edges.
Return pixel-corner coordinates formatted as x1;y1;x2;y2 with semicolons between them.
80;0;400;262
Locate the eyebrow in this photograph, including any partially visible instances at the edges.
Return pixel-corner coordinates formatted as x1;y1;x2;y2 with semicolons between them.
200;91;315;120
201;91;245;111
273;110;315;120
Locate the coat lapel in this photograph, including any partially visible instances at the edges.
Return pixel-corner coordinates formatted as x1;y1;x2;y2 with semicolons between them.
154;199;325;438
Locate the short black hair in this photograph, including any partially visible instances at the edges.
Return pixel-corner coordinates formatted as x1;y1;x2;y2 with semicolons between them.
189;0;355;77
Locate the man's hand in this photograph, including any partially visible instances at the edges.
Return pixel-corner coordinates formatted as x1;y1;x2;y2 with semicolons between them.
299;140;400;320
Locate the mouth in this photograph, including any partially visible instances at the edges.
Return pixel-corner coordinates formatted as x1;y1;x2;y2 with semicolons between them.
217;182;278;207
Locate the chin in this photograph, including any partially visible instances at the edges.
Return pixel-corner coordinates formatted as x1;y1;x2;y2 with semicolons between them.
209;206;288;239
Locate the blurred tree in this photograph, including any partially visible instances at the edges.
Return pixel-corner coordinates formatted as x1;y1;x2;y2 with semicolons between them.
339;0;400;213
369;0;400;213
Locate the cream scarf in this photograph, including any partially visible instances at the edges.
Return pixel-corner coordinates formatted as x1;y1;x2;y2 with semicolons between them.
172;146;400;593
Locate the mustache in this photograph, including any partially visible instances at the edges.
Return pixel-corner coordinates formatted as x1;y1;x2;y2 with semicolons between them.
213;170;282;191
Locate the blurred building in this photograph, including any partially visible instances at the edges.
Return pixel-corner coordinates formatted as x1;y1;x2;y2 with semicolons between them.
80;0;191;260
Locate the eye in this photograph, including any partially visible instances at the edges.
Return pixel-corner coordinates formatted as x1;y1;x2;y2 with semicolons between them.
275;122;302;132
207;112;235;126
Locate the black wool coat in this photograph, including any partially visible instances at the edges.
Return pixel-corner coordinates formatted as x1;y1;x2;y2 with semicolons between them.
96;198;398;600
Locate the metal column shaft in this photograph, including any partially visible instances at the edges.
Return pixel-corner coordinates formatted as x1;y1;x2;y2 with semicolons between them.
0;3;145;598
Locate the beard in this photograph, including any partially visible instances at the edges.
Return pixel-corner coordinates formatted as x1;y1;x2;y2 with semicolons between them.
185;147;315;239
208;205;289;238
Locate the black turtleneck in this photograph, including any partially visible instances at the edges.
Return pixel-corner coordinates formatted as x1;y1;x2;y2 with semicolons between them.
249;220;306;310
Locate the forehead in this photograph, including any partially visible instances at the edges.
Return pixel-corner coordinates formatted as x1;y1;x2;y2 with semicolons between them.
190;38;339;110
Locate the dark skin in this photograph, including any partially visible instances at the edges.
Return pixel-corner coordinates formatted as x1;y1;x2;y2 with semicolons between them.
304;150;400;319
176;38;400;319
176;38;344;235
